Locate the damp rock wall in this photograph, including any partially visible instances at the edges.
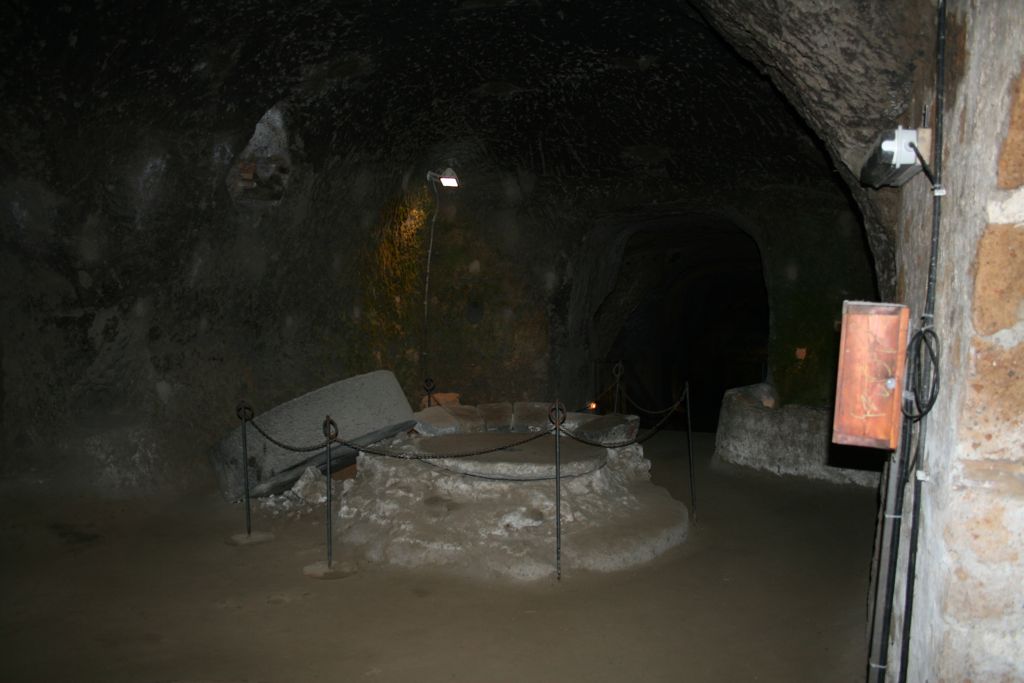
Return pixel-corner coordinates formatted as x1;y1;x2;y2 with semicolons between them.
1;2;899;495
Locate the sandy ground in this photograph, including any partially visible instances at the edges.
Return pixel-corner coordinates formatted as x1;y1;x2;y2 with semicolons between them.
0;432;878;682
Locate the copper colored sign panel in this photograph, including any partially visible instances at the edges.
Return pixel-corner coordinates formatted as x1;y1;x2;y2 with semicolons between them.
832;302;910;450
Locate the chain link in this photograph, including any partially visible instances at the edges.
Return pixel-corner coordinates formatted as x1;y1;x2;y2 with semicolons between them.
248;418;333;453
558;384;689;448
246;416;557;460
243;387;685;460
622;389;680;416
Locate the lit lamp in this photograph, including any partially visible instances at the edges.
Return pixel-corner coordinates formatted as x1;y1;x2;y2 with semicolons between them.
426;167;459;188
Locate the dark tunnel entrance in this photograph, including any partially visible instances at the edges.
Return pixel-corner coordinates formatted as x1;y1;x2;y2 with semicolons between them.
594;220;768;431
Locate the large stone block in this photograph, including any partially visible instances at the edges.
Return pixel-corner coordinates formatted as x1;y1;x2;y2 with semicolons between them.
210;370;414;501
713;384;879;487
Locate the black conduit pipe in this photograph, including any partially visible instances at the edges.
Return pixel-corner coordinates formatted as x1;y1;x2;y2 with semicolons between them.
897;0;947;679
874;1;948;680
875;407;915;682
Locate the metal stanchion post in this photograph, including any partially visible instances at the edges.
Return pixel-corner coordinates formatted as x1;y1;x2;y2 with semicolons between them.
227;401;274;546
424;378;436;408
549;401;566;580
323;416;337;569
304;415;351;579
685;381;697;523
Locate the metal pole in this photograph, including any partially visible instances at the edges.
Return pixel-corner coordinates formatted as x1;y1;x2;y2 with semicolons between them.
424;378;436;408
323;416;339;569
550;401;565;580
685;381;696;522
236;401;254;537
422;178;439;397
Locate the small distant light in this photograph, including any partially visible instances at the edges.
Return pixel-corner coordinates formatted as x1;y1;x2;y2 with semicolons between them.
426;166;460;189
587;401;598;411
439;167;459;188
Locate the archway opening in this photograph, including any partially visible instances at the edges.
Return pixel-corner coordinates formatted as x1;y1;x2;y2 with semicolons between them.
594;219;768;431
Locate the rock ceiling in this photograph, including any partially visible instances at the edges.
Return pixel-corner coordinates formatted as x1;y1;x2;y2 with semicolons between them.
3;1;847;186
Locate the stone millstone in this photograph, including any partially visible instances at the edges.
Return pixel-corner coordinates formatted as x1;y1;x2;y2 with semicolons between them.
210;370;414;501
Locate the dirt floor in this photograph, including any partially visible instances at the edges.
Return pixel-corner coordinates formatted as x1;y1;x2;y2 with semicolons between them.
0;432;879;682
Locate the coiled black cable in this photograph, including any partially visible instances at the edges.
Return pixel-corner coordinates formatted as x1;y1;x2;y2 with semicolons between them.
901;322;941;424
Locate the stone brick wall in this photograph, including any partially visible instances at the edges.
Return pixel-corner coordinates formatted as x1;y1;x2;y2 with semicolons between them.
891;2;1024;679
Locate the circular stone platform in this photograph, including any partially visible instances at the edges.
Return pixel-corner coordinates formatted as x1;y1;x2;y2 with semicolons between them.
336;421;689;580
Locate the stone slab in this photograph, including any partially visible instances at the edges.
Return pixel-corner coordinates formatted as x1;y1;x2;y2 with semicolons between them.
210;370;414;501
249;420;415;498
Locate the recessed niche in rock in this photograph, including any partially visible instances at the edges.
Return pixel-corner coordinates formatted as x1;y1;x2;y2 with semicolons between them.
226;104;292;206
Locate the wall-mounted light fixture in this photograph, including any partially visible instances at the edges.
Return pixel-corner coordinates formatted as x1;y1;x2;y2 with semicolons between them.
426;167;459;188
859;126;932;188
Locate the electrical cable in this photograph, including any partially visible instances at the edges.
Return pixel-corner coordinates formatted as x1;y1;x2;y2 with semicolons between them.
896;0;947;675
876;2;947;681
901;325;941;424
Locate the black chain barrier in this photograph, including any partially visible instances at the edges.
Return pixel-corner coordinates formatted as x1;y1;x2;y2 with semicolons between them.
557;384;690;449
232;387;698;578
247;413;556;460
243;385;688;464
622;389;682;416
584;364;696;520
